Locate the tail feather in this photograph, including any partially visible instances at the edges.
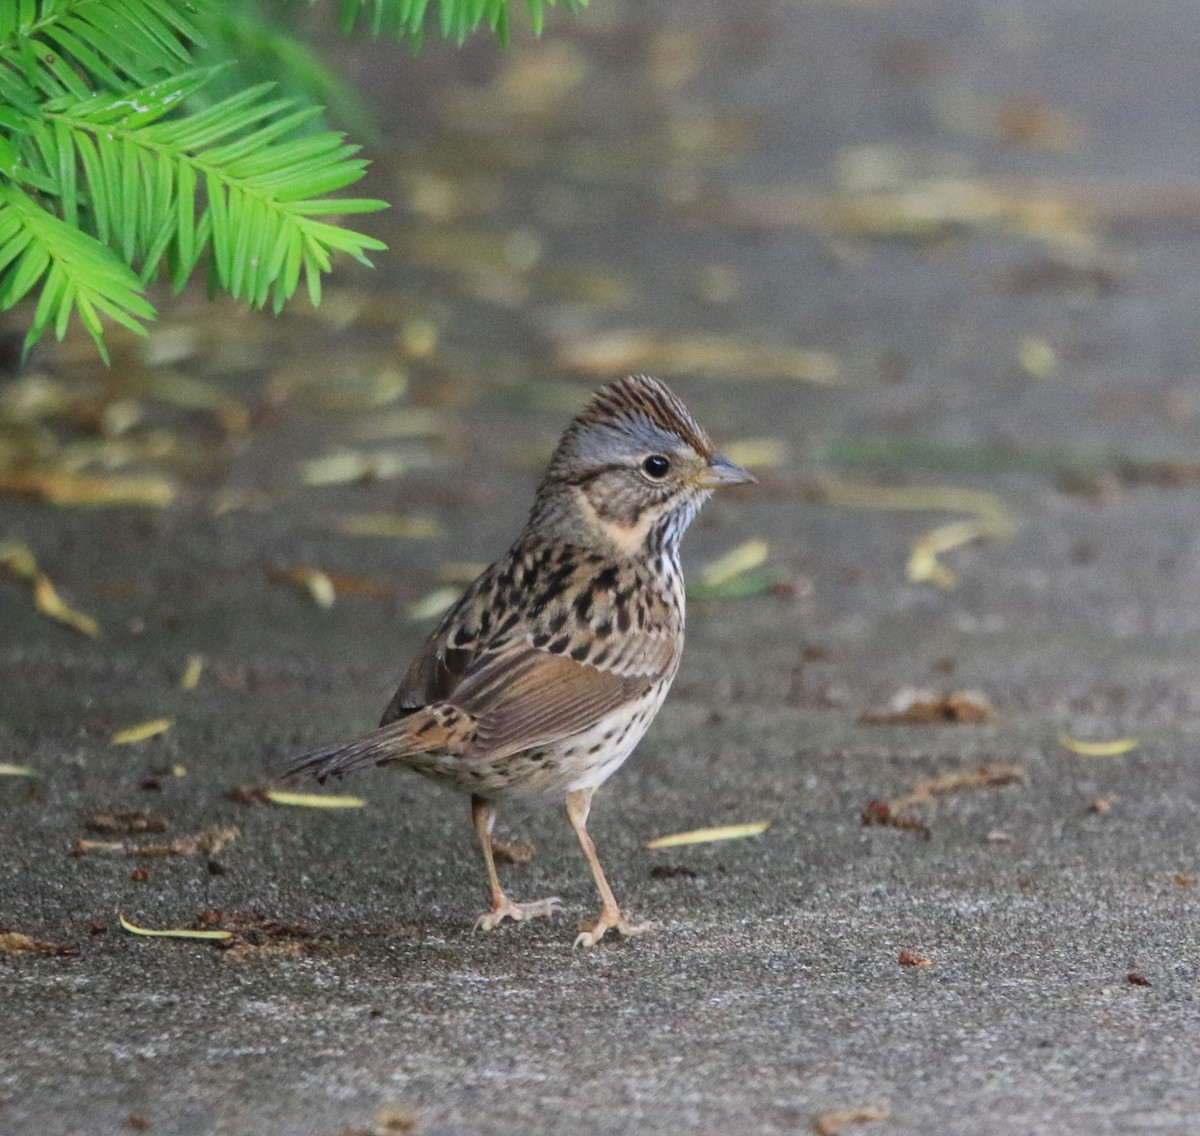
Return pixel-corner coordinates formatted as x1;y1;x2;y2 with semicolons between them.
278;716;447;783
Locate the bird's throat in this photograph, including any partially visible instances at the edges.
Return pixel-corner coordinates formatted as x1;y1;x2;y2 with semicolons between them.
572;486;673;557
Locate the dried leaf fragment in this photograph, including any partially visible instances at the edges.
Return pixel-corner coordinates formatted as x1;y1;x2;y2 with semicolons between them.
811;1106;892;1136
375;1105;420;1134
1018;337;1058;377
907;517;1013;588
720;438;787;469
1057;733;1138;757
264;790;366;809
0;540;38;578
862;763;1025;836
33;575;101;636
0;930;80;957
3;544;102;637
0;762;37;777
180;654;204;690
267;565;398;605
860;688;993;725
645;820;770;849
269;565;336;609
71;826;238;858
809;481;1015;587
226;783;271;806
84;811;168;836
408;585;461;621
300;448;437;486
699;540;769;590
331;513;443;540
111;718;174;745
119;916;232;941
0;471;174;507
555;329;841;384
491;838;535;866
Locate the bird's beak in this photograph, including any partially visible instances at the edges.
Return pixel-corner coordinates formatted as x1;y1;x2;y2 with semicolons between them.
697;453;757;489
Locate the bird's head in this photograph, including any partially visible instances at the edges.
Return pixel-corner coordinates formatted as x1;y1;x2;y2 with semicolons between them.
531;374;755;556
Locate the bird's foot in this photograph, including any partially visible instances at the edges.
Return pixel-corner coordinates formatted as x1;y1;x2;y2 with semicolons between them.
573;908;651;949
474;895;562;932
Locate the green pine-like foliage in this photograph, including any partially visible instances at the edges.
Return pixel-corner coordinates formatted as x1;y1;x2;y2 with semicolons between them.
0;0;584;361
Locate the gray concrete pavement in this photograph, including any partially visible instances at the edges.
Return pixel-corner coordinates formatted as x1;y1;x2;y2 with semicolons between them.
3;1;1200;1133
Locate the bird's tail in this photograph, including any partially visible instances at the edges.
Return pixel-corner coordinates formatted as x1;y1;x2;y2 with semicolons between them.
278;712;451;783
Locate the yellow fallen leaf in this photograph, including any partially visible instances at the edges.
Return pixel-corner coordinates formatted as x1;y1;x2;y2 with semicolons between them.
264;790;366;809
1018;337;1058;377
0;763;37;777
267;566;337;609
555;330;841;384
906;518;1013;589
645;820;770;849
353;407;451;440
119;916;232;941
300;449;437;486
813;482;1015;589
408;585;461;621
33;575;100;637
332;513;443;540
3;543;102;636
0;541;38;579
0;471;174;507
1057;733;1139;758
111;718;174;746
700;540;769;589
720;438;787;469
180;654;204;691
302;569;336;610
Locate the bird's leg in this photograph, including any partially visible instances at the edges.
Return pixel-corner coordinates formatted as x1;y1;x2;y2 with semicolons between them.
471;795;560;931
565;788;650;948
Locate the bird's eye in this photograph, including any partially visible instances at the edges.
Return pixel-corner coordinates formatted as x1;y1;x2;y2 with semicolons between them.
641;454;671;479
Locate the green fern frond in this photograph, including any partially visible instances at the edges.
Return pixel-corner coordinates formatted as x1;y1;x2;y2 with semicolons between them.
26;71;387;309
0;181;155;362
0;0;205;102
0;0;586;361
333;0;587;45
0;3;387;356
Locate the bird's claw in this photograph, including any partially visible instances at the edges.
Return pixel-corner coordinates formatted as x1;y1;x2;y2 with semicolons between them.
474;896;562;931
573;912;651;949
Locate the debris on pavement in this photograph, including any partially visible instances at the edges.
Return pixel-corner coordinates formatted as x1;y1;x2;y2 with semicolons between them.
110;718;174;746
71;826;238;858
119;916;233;941
862;764;1026;838
811;1105;892;1136
1057;733;1139;757
0;930;80;957
645;820;770;849
264;790;366;809
1;540;101;637
859;688;994;724
83;811;169;835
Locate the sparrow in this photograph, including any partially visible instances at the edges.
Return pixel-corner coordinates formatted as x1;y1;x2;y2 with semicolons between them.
281;374;754;946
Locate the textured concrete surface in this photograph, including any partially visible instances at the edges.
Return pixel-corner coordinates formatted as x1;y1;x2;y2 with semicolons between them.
3;1;1200;1134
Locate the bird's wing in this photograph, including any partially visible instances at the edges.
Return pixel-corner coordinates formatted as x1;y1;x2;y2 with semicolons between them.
379;548;680;725
446;645;655;760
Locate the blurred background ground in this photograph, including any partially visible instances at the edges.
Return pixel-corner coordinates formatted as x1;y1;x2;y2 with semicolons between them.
3;1;1200;1133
